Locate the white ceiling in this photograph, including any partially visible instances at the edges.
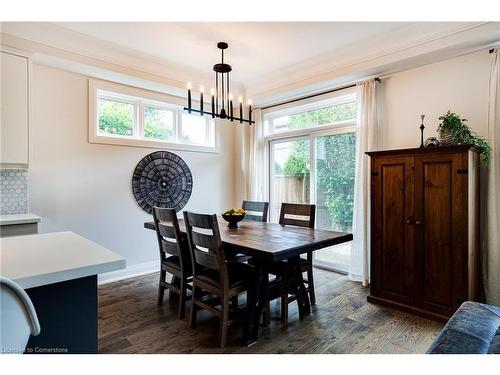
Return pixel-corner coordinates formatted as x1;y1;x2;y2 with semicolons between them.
55;22;471;84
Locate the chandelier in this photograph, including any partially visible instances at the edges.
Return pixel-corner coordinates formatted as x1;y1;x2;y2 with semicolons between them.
184;42;254;124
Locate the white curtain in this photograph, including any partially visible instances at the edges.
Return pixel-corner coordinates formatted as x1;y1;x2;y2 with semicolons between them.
247;109;268;201
482;50;500;305
350;79;378;285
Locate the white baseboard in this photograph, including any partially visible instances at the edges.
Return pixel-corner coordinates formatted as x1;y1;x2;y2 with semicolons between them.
98;260;159;285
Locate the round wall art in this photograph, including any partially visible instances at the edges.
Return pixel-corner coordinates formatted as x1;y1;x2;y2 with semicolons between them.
132;151;193;214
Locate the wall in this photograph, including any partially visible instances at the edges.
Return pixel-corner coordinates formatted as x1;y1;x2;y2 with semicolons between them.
29;64;235;282
378;50;490;149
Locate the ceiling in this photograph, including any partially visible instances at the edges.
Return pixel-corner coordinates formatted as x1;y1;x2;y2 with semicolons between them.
55;22;475;83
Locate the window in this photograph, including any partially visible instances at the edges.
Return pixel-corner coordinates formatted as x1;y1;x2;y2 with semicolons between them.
89;80;216;152
266;94;357;135
266;91;357;273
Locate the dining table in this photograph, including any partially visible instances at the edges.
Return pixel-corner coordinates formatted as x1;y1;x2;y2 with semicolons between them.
144;216;353;345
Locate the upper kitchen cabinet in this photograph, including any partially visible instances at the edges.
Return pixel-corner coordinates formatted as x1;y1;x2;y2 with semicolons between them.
1;51;30;166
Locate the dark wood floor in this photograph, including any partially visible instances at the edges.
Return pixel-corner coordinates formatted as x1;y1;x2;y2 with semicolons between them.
98;269;443;354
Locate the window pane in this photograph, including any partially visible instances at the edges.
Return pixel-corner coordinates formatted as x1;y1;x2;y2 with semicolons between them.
143;106;174;141
270;139;310;222
180;114;213;146
98;98;134;137
314;132;356;272
271;101;357;133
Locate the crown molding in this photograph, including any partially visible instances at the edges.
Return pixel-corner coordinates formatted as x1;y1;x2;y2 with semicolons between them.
247;22;500;105
0;22;246;97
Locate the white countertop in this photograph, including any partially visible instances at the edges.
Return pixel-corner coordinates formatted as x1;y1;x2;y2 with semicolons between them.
0;213;41;225
0;231;126;289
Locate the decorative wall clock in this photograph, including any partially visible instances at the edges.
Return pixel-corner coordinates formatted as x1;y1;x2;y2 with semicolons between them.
132;151;193;214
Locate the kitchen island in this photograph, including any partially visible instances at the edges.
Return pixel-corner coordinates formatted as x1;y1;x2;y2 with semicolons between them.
0;231;126;353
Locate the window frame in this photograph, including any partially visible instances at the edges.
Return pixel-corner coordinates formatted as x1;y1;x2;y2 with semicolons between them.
89;79;218;153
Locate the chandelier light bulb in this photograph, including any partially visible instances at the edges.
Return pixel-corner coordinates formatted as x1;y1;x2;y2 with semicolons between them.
238;96;243;103
187;82;192;89
229;94;233;101
200;85;204;93
247;99;252;106
210;88;215;96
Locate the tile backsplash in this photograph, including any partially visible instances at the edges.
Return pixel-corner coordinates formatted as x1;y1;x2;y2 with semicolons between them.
0;169;28;215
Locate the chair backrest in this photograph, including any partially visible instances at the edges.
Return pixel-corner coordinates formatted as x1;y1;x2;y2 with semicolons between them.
0;277;41;354
153;207;189;268
279;203;316;228
242;200;269;222
183;212;230;288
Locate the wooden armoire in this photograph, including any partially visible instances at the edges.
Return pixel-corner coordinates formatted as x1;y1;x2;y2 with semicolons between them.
366;145;481;321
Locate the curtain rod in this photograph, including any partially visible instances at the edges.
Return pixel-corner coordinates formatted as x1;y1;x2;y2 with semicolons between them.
259;78;380;111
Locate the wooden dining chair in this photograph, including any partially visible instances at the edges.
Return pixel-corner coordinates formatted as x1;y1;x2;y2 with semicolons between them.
242;200;269;222
153;207;192;319
272;203;316;324
183;211;255;348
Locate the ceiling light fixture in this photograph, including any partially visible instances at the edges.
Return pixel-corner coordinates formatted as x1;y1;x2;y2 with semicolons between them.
184;42;254;124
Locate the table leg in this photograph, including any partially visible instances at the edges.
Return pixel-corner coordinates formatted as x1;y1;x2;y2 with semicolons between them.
244;259;269;346
289;256;311;316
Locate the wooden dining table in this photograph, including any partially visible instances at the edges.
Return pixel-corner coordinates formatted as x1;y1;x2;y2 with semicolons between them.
144;216;352;345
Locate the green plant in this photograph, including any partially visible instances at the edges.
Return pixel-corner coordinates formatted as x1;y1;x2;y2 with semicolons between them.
437;110;491;165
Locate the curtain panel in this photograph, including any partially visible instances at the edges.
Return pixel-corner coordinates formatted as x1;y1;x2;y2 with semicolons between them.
482;51;500;305
350;79;378;285
247;109;268;201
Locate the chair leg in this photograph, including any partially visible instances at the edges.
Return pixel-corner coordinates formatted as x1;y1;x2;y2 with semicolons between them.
190;285;199;328
262;302;271;327
178;276;187;319
307;267;316;305
280;294;289;325
220;297;230;349
169;275;179;301
157;270;166;305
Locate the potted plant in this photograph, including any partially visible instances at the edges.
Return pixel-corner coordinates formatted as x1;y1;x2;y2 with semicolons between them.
437;110;491;165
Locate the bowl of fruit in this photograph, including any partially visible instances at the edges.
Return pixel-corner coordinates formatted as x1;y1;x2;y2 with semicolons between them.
222;208;246;229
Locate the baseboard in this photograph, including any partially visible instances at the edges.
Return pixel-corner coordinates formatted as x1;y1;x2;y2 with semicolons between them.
98;260;159;285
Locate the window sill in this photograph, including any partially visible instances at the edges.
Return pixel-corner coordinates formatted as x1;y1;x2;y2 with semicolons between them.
88;134;219;154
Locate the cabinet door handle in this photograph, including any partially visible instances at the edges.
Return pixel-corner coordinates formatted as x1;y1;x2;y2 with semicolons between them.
415;220;423;225
406;219;413;224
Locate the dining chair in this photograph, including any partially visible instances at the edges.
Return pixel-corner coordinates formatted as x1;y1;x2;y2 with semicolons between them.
271;203;316;324
183;211;256;348
153;207;192;319
0;277;41;354
242;200;269;222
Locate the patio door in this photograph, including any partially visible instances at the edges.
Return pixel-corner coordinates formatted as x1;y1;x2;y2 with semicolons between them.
269;130;356;274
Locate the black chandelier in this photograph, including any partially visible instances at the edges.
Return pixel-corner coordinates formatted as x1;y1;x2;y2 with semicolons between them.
184;42;254;124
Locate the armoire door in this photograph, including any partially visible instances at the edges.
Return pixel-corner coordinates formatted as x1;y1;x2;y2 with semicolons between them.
371;156;415;305
414;153;465;316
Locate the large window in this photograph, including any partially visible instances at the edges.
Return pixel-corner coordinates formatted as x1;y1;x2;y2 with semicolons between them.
266;91;357;273
89;80;216;152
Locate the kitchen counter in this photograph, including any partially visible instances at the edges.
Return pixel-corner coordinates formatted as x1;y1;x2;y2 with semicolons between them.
0;231;126;353
0;212;41;226
0;231;125;289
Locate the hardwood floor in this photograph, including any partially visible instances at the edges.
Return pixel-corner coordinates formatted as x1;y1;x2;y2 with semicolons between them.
98;269;443;354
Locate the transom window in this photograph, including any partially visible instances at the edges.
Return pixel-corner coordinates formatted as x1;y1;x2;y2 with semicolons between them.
265;93;357;136
89;80;216;153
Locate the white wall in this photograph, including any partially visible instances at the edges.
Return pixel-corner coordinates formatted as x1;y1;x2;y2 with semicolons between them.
29;64;235;281
378;50;490;149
